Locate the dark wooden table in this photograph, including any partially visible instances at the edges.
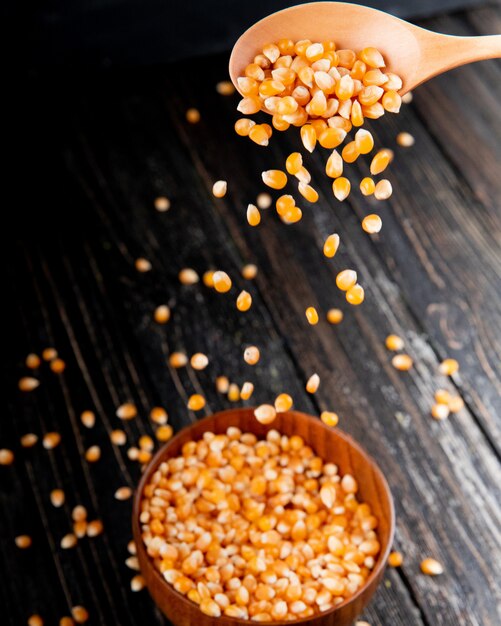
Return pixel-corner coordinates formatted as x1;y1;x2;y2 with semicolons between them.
3;3;501;625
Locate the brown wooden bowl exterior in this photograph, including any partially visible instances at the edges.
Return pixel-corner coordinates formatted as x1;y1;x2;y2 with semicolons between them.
132;409;395;626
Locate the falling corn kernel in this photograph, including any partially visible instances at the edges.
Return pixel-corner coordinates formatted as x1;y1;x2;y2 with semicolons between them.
85;446;101;463
254;405;277;425
262;170;287;189
321;411;339;427
435;389;450;404
188;394;206;411
438;358;459;376
212;180;227;198
110;429;127;445
306;373;320;393
301;125;317;153
332;177;351;201
327;308;343;324
431;403;449;420
190;353;209;370
256;192;272;209
298;182;319;203
247;203;261;226
186;108;200;123
370;149;393;175
0;449;14;465
341;141;359;163
203;270;215;288
305;307;319;325
139;437;154;451
216;81;235;95
392;354;413;371
249;124;271;146
169;352;188;368
42;348;58;361
336;269;357;291
26;353;41;369
178;268;199;285
228;383;240;402
360;177;376;196
42;432;61;450
449;396;465;413
115;486;133;501
323;233;340;258
286;152;303;175
28;615;44;626
397;132;415;147
15;535;32;549
131;575;146;592
325;150;343;178
20;433;38;448
385;335;405;351
420;558;444;576
60;534;77;549
216;376;230;393
87;520;104;537
244;346;260;365
116;403;137;420
242;263;258;279
72;505;87;521
213;271;232;293
71;606;89;624
388;551;403;567
234;118;256;136
362;214;382;234
382;90;401;113
154;196;170;212
135;258;152;273
402;91;413;103
374;179;393;200
236;290;252;312
346;284;365;305
50;489;65;507
154;305;171;324
355;129;374;154
18;377;40;392
295;165;311;184
319;127;346;149
240;382;255;400
80;410;95;428
50;358;66;374
275;393;293;412
156;424;174;442
276;194;295;216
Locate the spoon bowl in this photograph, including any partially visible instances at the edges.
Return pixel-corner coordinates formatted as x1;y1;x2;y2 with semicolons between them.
229;1;501;94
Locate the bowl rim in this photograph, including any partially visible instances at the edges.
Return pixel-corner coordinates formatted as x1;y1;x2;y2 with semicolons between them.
132;408;395;625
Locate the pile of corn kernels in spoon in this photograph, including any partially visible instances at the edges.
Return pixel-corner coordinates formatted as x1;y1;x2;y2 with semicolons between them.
140;427;380;621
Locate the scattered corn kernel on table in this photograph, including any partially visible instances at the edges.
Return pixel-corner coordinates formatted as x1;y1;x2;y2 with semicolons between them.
3;4;501;626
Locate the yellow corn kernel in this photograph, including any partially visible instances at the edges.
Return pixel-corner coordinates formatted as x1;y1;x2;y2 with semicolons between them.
42;432;61;449
186;108;200;124
275;393;293;413
242;263;258;280
391;354;413;371
360;177;376;196
298;65;314;87
272;67;296;85
277;38;295;55
346;284;365;305
326;308;343;324
351;100;364;127
187;394;206;411
341;141;359;164
336;269;357;291
420;558;444;576
20;433;38;448
382;90;402;113
236;96;262;115
332;177;351;201
262;42;280;62
305;307;319;325
258;79;285;97
237;77;259;95
374;179;393;200
277;96;298;116
308;90;327;115
438;358;459;376
50;358;66;374
385;72;403;90
355;129;374;154
254;405;277;425
262;170;287;190
116;403;137;420
337;49;356;68
336;74;355;100
358;85;384;106
200;599;221;617
216;80;235;96
385;334;405;351
169;352;188;368
325;150;343;178
240;382;254;400
300;125;317;153
18;377;40;392
276;194;295;216
363;69;388;86
323;234;340;258
228;383;240;402
213;271;232;293
237;290;252;312
298;182;319;203
362;214;382;234
402;91;413;103
314;70;335;93
28;616;44;626
370;149;393;175
449;396;465;413
179;268;199;284
110;430;126;445
247;204;261;226
359;47;385;68
362;102;385;119
154;305;170;324
272;115;290;131
306;42;324;62
321;411;339;427
388;551;403;567
156;425;174;442
244;346;260;365
431;403;450;420
203;270;215;288
318;128;346;149
310;119;328;137
286;152;303;175
85;446;101;463
245;63;265;81
435;389;451;404
249;124;270;146
295;165;311;184
396;132;415;147
212;180;227;198
282;206;303;224
306;373;320;394
190;353;209;370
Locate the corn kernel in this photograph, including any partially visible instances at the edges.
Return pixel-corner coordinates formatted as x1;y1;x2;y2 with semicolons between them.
362;214;382;234
237;290;253;312
385;335;404;351
116;403;137;420
354;129;374;154
179;268;199;285
244;346;260;365
318;128;346;149
300;125;317;153
169;352;188;368
298;182;319;203
374;179;393;200
242;264;258;280
213;271;232;293
323;233;340;258
240;382;255;400
382;90;402;113
448;396;465;413
359;47;385;68
396;132;415;147
346;284;365;305
321;411;339;427
326;308;343;324
212;180;228;198
275;393;293;413
306;307;319;325
332;177;351;201
262;170;287;190
392;354;413;371
438;358;459;376
247;204;261;226
286;152;303;175
216;81;235;95
154;305;170;324
254;405;277;425
431;403;449;420
187;394;206;411
235;118;256;137
306;373;320;393
341;141;359;163
249;125;270;146
18;377;40;392
360;177;376;196
336;270;357;291
420;558;443;576
325;150;343;178
370;149;393;175
388;551;403;567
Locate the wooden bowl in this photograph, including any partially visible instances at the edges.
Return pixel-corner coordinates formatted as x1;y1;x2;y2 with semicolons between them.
132;409;395;626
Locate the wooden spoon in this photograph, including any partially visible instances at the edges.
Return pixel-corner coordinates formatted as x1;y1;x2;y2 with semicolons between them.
229;1;501;94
